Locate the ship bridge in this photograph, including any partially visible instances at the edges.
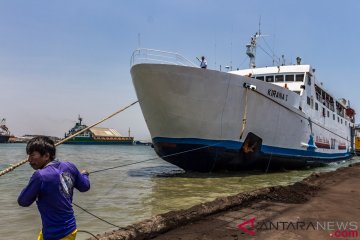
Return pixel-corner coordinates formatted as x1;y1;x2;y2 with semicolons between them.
230;64;312;95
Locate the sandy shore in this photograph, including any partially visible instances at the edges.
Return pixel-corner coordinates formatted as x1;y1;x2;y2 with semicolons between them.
89;163;360;240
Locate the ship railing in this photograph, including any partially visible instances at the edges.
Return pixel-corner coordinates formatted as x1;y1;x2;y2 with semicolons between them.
130;48;198;68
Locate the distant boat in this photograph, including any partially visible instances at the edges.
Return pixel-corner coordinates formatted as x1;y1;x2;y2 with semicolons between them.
0;118;10;143
63;116;134;145
130;32;356;172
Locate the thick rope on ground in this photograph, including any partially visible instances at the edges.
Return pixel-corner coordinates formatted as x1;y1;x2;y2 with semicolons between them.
87;188;272;240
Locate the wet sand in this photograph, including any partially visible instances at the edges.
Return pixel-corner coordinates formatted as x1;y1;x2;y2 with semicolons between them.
89;163;360;240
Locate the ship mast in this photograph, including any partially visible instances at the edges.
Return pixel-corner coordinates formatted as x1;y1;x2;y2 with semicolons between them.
246;31;261;69
246;20;262;69
78;115;83;125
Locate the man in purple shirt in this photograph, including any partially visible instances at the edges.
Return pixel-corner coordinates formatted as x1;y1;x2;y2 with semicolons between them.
18;136;90;240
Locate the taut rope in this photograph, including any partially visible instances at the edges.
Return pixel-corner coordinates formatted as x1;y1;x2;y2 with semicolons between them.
0;100;139;177
239;87;249;139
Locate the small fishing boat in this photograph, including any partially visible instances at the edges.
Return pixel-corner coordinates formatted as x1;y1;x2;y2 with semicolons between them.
63;116;134;145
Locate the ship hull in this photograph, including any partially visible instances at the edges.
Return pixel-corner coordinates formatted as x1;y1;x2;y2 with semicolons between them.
153;137;351;172
0;135;10;143
131;64;352;172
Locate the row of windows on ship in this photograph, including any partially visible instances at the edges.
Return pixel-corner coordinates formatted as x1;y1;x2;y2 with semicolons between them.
306;96;350;126
310;85;352;127
252;73;305;82
251;73;306;94
252;73;352;126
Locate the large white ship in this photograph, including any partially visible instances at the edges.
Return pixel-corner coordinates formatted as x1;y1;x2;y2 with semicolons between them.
130;33;356;172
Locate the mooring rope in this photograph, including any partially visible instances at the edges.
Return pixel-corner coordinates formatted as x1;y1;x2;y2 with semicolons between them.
89;142;222;174
68;142;228;238
265;153;273;173
76;230;99;240
0;100;139;177
0;102;227;234
73;202;123;229
75;161;360;239
239;87;249;139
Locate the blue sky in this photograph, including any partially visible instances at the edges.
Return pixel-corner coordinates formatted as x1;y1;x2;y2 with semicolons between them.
1;1;360;140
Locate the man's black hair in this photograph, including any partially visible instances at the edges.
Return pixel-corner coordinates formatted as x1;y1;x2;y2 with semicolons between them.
26;136;56;160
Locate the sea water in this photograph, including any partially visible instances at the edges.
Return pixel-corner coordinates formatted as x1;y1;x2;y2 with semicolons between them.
0;143;358;240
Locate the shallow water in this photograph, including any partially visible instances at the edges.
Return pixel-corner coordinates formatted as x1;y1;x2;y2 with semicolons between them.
0;143;358;240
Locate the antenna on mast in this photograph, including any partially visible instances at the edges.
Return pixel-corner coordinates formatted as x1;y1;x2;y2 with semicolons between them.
137;33;141;48
258;16;261;36
246;17;262;68
246;17;263;69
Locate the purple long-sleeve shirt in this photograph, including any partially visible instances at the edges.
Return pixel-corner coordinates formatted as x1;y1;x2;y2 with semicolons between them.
18;160;90;240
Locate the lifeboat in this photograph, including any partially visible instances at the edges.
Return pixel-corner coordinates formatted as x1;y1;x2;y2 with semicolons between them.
345;107;355;118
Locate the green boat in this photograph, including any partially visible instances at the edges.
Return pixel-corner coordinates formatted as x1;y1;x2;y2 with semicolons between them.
64;116;134;145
